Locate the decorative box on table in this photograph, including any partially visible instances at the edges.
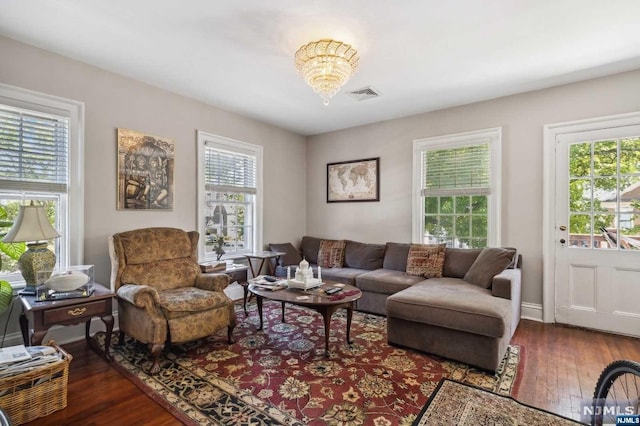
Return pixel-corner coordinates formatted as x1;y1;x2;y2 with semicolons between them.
0;341;72;425
36;265;95;301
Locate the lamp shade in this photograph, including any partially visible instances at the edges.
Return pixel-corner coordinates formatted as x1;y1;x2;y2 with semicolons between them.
2;204;60;243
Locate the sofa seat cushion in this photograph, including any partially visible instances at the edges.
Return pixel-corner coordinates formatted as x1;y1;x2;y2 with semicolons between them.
386;279;511;338
356;269;425;295
158;287;230;319
320;267;371;285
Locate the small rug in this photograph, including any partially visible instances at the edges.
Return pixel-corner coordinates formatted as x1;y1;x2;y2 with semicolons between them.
95;302;523;425
413;379;583;425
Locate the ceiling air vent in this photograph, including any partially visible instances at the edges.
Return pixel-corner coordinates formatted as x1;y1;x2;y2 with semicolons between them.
347;86;381;101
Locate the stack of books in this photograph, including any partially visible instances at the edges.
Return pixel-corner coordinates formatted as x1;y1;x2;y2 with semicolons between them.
199;261;227;273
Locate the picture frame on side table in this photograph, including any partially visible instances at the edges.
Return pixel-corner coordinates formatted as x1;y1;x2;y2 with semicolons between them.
327;157;380;202
117;128;175;210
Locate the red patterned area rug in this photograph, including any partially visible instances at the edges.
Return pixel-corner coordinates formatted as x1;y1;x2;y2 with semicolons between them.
95;302;523;425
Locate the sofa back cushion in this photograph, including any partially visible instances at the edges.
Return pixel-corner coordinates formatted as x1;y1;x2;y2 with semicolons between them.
300;236;322;264
443;248;483;278
269;242;302;266
383;242;411;271
463;247;517;288
344;241;385;270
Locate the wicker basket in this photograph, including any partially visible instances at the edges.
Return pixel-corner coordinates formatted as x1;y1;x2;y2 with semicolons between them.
0;341;72;425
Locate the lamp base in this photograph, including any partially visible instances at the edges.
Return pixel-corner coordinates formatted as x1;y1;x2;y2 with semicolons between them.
18;242;56;290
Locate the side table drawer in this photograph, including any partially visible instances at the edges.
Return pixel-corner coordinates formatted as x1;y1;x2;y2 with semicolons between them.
43;300;108;325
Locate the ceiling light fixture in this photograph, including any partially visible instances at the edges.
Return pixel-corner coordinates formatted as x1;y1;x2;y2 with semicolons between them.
295;39;359;106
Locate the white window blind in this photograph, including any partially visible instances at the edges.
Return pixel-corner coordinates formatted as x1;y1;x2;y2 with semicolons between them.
0;105;69;192
204;144;256;194
421;142;490;197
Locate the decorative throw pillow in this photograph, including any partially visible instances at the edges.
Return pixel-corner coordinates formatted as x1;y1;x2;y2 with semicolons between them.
463;247;517;288
405;243;446;278
317;239;346;268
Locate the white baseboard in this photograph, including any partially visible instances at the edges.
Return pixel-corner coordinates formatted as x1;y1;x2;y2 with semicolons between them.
2;314;119;348
521;302;543;322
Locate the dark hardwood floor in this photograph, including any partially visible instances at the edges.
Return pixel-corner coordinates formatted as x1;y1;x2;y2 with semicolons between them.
23;319;640;425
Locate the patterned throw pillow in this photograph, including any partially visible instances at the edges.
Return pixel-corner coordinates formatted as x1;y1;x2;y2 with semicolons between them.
406;243;446;278
317;239;346;268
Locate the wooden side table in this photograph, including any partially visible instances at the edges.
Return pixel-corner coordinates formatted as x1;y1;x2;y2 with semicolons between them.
244;251;286;277
19;284;115;361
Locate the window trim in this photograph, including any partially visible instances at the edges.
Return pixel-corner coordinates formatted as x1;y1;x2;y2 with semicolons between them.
412;127;502;246
196;130;263;261
0;83;84;286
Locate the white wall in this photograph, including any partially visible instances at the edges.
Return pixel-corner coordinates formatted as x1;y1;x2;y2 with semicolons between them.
306;69;640;306
0;35;307;286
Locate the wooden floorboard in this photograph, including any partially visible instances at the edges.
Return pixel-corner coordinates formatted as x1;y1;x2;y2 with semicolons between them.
20;319;640;425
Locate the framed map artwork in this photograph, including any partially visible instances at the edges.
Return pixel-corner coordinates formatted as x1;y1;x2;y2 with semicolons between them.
117;128;175;210
327;157;380;202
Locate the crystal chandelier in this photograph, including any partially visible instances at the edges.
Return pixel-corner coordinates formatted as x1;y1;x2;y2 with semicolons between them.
295;39;359;106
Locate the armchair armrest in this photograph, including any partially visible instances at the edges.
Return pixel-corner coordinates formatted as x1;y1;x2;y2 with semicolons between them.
195;273;230;292
117;284;161;309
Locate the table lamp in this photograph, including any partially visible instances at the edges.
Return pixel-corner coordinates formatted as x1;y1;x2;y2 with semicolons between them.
2;202;60;295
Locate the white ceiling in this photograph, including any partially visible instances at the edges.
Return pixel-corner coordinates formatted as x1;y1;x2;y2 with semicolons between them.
2;1;640;136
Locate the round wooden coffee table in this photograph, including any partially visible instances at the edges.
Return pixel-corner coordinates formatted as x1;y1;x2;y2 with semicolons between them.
248;281;362;357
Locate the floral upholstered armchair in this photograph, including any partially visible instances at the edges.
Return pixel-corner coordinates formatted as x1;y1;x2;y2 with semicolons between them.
109;227;235;374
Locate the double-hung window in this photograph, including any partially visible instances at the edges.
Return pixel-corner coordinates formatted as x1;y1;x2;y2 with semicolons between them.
197;131;262;260
0;84;84;286
413;128;501;248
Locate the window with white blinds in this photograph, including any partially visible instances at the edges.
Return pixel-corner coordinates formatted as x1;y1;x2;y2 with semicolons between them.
0;85;83;285
204;147;256;194
197;131;262;260
421;143;490;196
0;105;69;192
413;128;501;248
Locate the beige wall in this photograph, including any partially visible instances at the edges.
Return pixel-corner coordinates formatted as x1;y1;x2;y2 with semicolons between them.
307;69;640;306
2;33;640;320
0;36;307;289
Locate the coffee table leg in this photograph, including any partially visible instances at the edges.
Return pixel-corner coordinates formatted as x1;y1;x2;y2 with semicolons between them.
346;303;354;344
256;295;264;330
281;302;286;323
319;305;339;358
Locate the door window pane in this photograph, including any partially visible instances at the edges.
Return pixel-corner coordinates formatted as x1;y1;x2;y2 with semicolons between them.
568;138;640;250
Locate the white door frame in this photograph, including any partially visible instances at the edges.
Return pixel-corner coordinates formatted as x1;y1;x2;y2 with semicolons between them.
542;111;640;323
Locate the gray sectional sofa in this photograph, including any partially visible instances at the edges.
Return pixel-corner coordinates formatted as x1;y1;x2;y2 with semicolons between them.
270;236;522;371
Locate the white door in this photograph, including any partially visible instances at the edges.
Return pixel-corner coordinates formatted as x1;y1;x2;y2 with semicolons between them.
555;125;640;336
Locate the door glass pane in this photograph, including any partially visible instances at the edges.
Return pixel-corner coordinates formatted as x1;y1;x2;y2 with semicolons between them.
569;178;591;213
595;214;617;249
569;214;591;248
593;140;617;176
569;142;591;177
619;137;640;174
